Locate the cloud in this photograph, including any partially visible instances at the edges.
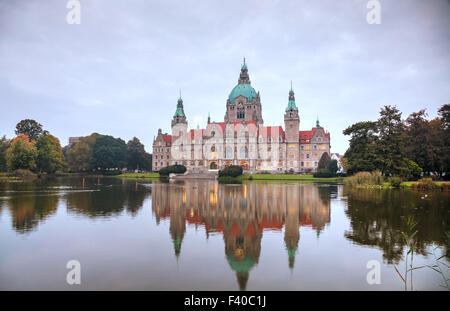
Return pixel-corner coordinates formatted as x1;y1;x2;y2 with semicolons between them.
0;0;449;154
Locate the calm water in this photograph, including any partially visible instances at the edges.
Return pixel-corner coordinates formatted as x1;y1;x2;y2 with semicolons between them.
0;177;448;291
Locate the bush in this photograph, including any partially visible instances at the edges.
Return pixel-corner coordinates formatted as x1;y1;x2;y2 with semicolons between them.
345;171;383;186
102;170;122;176
411;178;438;190
388;176;402;188
8;169;37;178
218;165;243;178
313;169;334;178
159;165;187;176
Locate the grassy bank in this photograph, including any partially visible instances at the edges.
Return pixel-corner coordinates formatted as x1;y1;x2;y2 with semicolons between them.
115;172;160;179
219;174;341;182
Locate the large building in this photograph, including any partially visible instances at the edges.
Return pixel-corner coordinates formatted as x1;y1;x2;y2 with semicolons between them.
153;60;331;173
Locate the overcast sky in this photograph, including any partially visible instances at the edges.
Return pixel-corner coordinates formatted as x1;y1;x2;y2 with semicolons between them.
0;0;449;153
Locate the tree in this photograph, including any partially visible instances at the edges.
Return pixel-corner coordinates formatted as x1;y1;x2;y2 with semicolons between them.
15;119;43;141
318;152;331;170
5;134;37;171
327;160;339;175
404;110;435;174
376;105;406;176
437;104;450;176
0;136;10;172
343;121;379;174
66;133;101;172
126;137;152;171
36;134;66;173
91;135;127;170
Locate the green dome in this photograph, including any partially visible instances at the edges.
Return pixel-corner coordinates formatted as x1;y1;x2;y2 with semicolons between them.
174;107;184;117
229;83;257;103
227;254;257;273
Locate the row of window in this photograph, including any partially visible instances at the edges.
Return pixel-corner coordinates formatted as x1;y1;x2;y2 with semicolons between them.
154;155;170;160
300;161;318;167
154;147;170;153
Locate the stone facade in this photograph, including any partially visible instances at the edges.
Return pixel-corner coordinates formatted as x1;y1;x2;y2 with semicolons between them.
152;61;331;173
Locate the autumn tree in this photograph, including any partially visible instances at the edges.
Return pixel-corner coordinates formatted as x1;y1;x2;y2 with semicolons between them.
36;134;66;173
66;133;101;172
5;134;38;171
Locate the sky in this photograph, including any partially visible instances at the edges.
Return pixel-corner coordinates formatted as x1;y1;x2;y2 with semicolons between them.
0;0;449;154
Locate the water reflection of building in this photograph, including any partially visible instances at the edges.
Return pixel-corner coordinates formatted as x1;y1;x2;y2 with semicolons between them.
151;181;331;290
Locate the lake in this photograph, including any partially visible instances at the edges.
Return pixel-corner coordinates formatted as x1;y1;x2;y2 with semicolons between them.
0;177;448;290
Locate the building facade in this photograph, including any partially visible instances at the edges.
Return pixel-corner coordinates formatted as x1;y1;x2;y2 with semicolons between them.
152;60;331;173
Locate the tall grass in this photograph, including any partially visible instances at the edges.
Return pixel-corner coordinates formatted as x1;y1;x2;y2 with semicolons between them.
344;171;383;186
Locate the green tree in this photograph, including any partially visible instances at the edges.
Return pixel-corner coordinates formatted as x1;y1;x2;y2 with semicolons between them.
399;158;422;180
376;105;406;176
318;152;331;169
66;133;101;172
15;119;44;141
404;110;437;174
126;137;152;171
92;135;127;171
343;121;379;174
437;104;450;176
6;134;37;171
36;134;66;173
0;136;10;172
327;159;339;175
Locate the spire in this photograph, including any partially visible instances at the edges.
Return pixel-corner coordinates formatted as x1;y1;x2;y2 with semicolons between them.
238;58;250;84
172;93;187;126
207;112;210;124
285;82;298;111
178;89;182;103
241;56;247;70
316;114;320;127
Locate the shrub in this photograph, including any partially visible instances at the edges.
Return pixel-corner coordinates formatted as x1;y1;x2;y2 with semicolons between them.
313;169;334;178
218;165;243;178
159;165;187;176
8;169;37;178
412;178;438;190
388;176;402;188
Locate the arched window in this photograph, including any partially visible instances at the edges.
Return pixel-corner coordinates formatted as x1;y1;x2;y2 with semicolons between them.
225;147;233;159
240;147;248;158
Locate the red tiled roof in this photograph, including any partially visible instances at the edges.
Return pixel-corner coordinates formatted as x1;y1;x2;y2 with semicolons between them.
161;134;172;146
258;126;285;142
299;127;330;143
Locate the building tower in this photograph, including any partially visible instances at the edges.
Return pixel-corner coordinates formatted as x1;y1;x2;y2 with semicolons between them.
284;83;300;171
224;59;263;125
171;94;188;164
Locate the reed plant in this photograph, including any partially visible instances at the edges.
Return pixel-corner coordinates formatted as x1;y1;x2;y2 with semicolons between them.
344;171;383;186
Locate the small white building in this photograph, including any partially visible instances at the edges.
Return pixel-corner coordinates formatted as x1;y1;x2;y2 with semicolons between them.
331;153;344;173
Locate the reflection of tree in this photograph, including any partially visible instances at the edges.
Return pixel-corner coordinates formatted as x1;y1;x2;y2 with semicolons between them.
151;181;332;289
65;178;150;218
344;188;450;264
7;192;59;234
